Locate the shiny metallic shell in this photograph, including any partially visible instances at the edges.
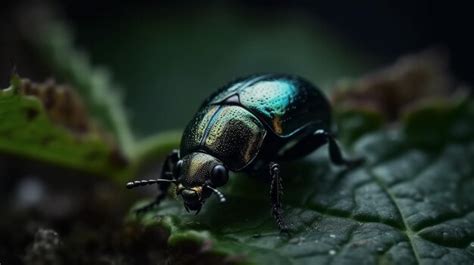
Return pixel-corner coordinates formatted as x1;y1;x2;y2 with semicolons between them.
208;74;331;137
181;105;266;171
181;74;332;171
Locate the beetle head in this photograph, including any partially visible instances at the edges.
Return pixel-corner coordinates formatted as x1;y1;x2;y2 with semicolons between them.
175;152;228;213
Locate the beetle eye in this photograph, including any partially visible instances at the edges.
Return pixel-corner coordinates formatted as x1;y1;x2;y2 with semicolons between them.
210;165;228;187
174;160;183;176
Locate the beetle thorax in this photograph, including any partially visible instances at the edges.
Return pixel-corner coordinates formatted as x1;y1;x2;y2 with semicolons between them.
179;152;220;187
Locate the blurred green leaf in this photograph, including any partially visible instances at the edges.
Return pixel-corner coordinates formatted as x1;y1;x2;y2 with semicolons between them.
132;98;474;265
0;76;129;179
334;108;384;145
131;130;181;167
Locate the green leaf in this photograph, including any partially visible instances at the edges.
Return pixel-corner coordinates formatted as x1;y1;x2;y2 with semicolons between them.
0;76;130;180
130;130;182;167
132;99;474;265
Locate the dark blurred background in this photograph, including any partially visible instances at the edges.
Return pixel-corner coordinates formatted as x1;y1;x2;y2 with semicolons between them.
1;0;472;138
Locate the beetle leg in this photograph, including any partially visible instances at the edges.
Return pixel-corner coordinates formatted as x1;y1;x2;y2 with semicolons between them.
135;149;180;215
315;130;363;168
269;162;289;233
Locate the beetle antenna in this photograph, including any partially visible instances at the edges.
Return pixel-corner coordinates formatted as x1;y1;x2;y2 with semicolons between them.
206;185;226;202
126;179;176;189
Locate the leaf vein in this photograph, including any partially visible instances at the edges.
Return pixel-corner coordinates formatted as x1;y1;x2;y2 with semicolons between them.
368;169;423;265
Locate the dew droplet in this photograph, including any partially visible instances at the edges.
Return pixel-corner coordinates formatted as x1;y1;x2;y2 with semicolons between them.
377;247;384;253
442;232;449;238
329;234;336;238
329;249;336;255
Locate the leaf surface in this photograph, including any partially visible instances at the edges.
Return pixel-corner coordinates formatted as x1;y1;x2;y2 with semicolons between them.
134;99;474;265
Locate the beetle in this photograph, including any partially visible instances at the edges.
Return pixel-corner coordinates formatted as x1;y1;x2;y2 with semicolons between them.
126;73;360;232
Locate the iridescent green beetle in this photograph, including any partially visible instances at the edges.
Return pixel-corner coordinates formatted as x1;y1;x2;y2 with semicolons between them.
126;74;360;232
